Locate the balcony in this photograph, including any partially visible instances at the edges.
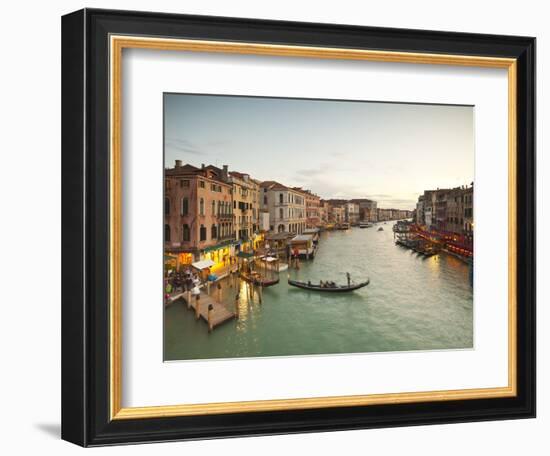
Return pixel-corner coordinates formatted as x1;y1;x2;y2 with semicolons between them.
217;232;236;241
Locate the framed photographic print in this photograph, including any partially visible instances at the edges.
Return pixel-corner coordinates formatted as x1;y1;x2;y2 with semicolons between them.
61;8;536;446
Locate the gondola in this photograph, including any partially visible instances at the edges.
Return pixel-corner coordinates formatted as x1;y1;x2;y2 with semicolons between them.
288;278;370;292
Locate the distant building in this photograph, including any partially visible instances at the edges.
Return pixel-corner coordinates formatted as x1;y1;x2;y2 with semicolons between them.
293;187;321;228
261;181;307;234
416;195;425;225
319;200;330;225
344;202;360;224
463;184;474;248
329;204;345;224
350;199;378;222
415;183;474;238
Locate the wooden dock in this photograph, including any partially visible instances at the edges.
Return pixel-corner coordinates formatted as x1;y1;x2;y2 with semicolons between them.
169;290;235;330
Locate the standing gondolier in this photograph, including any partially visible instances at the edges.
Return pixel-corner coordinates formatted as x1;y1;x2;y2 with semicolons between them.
346;272;351;287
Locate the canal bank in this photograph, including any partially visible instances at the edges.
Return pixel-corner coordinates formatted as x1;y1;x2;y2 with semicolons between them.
165;221;473;361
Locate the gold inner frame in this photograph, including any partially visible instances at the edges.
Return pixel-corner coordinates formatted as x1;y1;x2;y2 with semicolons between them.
109;35;517;420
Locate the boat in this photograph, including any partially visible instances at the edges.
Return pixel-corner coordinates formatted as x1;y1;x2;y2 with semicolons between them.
377;227;384;231
239;271;279;287
359;222;373;228
288;278;370;292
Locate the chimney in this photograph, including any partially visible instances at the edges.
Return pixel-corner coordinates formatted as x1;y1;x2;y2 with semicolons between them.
222;165;229;181
201;163;206;170
175;159;182;168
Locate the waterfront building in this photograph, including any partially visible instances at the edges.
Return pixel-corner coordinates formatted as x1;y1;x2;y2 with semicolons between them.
229;171;262;251
416;195;425;225
293;188;321;228
259;210;270;232
344;202;360;224
351;199;378;222
416;183;474;240
434;189;450;231
463;184;474;248
318;200;329;225
261;181;307;234
329;204;345;224
445;187;465;234
164;161;234;271
377;208;392;221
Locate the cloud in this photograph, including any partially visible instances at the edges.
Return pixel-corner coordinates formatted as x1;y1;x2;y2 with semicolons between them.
165;138;206;156
364;194;393;199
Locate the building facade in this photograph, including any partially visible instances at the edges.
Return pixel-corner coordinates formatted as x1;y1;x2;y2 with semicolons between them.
261;181;307;234
318;200;329;225
344;202;360;224
164;161;234;270
293;188;321;228
229;171;261;250
329;204;345;224
416;183;474;238
351;199;378;222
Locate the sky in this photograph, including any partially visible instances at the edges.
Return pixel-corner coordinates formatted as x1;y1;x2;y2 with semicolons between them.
164;94;474;210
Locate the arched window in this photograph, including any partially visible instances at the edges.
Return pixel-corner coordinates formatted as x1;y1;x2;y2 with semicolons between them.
200;225;207;241
211;224;217;240
181;197;189;216
164;198;170;215
164;224;171;242
279;193;284;204
212;200;216;215
182;224;190;242
278;224;285;233
279;208;284;220
199;198;205;216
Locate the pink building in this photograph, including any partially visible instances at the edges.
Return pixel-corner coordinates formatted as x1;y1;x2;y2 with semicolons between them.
164;161;234;269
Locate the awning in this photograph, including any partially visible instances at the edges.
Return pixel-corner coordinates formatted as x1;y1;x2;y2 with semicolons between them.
164;254;177;262
291;234;313;242
191;259;215;270
202;239;236;253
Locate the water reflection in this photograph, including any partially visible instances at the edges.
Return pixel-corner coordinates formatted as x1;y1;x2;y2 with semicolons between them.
165;221;473;361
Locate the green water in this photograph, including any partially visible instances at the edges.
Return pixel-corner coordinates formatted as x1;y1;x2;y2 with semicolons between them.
164;221;473;361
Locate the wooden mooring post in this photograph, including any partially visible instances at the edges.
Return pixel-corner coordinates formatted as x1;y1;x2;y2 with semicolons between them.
195;294;201;320
207;304;214;332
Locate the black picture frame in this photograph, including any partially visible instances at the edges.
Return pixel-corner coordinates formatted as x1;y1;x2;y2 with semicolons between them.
62;8;536;447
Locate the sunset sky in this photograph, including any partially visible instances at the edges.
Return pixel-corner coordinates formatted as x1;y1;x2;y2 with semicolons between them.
164;93;474;210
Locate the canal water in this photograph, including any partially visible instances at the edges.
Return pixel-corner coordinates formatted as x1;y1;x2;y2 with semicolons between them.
164;221;473;361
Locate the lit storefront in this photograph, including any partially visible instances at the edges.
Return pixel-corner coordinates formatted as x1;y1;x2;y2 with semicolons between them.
252;232;264;250
200;239;236;273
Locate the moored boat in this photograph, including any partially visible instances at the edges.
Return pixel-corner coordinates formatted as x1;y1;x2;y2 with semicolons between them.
288;278;370;292
240;271;279;287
